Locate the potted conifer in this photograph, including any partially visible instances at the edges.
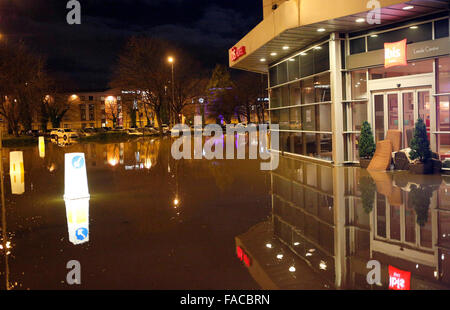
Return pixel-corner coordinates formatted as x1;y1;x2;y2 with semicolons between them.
358;121;376;168
409;118;433;174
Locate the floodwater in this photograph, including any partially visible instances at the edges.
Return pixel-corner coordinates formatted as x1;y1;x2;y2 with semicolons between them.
0;136;449;290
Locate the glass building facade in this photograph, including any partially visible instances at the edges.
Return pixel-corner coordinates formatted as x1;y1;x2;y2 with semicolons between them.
267;14;449;164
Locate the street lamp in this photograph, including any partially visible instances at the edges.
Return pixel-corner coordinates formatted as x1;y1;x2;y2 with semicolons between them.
168;56;175;124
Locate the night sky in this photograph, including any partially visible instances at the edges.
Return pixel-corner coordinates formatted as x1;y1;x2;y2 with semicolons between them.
0;0;262;90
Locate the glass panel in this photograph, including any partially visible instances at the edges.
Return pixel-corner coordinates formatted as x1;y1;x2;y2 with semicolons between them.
289;82;301;106
376;193;387;238
278;62;288;85
314;74;331;102
279;108;289;130
351;70;367;100
288;56;300;81
405;193;416;244
388;93;399;130
319;134;332;160
369;59;433;80
289;107;301;130
374;94;384;142
301;78;315;104
300;51;313;77
270;110;280;125
438;133;450;159
281;85;290;107
269;66;278;87
367;22;432;51
350;37;365;55
418;90;431;141
318;104;331;132
390;205;401;241
403;92;414;148
304;133;318;157
352;101;367;131
270;87;281;108
313;43;329;73
302;106;316;131
435;19;449;39
438;57;450;93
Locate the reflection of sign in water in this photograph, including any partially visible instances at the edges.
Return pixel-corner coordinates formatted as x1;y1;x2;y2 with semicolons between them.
389;265;411;290
10;151;24;195
75;227;88;241
39;136;45;158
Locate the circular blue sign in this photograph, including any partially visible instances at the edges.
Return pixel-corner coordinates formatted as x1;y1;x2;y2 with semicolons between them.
75;227;88;241
72;155;85;169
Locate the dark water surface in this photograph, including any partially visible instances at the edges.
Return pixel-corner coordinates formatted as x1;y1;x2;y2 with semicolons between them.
1;137;449;290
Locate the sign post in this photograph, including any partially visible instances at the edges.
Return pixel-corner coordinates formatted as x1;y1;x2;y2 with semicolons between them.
64;153;90;245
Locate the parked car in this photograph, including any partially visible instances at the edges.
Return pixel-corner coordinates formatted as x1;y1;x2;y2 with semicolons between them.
50;128;79;141
161;124;170;134
79;128;95;137
24;129;42;137
127;129;143;136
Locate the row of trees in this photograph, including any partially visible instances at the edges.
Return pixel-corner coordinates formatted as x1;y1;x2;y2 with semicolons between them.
0;41;76;136
111;37;267;128
0;37;267;135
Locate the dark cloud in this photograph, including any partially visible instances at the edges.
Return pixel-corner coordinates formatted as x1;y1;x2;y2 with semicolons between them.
0;0;262;90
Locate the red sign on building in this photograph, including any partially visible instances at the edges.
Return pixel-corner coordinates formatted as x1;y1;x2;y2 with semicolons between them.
389;265;411;290
384;39;407;68
231;46;246;62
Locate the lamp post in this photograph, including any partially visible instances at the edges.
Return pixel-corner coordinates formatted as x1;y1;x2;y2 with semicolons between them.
168;56;175;124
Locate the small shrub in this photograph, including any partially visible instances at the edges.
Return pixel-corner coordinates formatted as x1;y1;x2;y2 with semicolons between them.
409;118;431;163
358;121;376;159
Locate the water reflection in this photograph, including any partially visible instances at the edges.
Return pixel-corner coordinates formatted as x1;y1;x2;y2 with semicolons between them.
236;156;450;290
9;152;24;195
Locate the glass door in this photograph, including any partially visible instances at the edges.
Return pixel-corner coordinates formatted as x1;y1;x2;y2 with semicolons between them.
374;93;385;143
402;92;415;148
418;90;431;142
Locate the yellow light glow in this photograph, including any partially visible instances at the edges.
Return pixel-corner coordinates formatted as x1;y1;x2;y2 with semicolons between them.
106;96;115;102
71;95;78;100
39;136;45;158
168;56;174;63
174;198;179;206
10;151;24;195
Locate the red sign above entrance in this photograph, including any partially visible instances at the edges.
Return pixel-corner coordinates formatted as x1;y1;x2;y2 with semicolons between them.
231;46;246;62
384;39;407;68
389;265;411;290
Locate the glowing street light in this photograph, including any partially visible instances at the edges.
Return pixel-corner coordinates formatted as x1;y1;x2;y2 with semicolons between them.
168;56;175;124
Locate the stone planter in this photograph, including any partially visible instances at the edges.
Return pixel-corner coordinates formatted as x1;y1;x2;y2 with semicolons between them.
443;168;450;175
409;160;433;175
360;158;371;169
394;152;410;170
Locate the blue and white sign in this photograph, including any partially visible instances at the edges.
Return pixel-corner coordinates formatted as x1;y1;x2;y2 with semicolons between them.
72;155;85;169
75;227;88;241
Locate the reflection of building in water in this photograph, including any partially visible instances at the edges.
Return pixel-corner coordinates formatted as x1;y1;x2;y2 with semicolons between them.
236;156;450;289
9;151;24;195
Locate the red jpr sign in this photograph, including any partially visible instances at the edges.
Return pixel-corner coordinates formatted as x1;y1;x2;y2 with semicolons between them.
384;39;407;68
236;246;252;267
389;265;411;290
230;46;246;62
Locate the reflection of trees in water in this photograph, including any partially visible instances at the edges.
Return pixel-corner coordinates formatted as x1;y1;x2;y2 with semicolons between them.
209;161;234;193
359;176;376;214
408;185;433;227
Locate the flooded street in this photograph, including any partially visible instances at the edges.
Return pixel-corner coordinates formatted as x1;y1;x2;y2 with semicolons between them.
1;137;449;290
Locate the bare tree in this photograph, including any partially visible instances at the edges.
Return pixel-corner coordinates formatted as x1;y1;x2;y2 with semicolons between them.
0;41;48;135
111;36;172;132
234;72;267;124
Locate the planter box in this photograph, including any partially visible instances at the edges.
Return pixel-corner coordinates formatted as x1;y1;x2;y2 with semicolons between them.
394;152;410;170
360;158;371;169
443;168;450;175
409;160;433;175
